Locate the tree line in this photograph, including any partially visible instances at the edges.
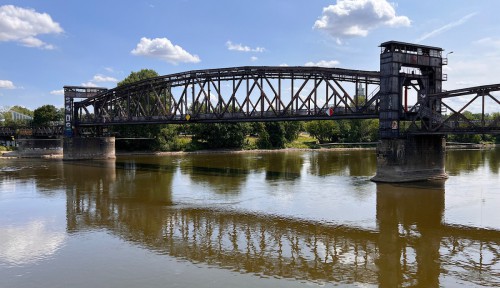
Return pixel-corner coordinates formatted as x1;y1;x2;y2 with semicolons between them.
1;104;63;127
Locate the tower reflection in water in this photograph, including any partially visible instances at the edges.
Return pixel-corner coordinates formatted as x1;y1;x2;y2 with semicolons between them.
377;182;444;287
63;161;499;287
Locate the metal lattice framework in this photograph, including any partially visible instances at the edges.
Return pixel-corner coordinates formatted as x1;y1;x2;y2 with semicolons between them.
65;66;500;137
3;68;499;138
0;127;15;137
0;126;63;137
70;66;381;128
408;84;500;134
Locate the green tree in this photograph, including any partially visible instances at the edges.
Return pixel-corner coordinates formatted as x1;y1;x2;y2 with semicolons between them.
114;69;181;151
155;125;183;151
283;121;302;142
446;111;499;144
305;119;378;144
190;123;249;149
257;122;286;149
337;120;352;142
255;123;272;149
346;119;379;142
118;69;159;86
305;120;340;143
255;121;304;149
33;105;60;126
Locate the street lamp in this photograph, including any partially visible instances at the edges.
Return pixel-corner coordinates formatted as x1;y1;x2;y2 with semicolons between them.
445;51;453;65
443;51;454;82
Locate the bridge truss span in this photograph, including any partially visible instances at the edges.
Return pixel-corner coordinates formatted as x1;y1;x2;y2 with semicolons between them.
408;83;500;135
71;66;381;129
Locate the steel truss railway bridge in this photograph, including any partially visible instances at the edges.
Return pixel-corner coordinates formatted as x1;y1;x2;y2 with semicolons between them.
2;80;499;137
63;66;500;136
3;41;500;181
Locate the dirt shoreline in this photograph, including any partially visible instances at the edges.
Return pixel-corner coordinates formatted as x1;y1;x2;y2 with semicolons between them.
2;144;497;159
1;147;376;159
117;143;498;156
116;146;376;157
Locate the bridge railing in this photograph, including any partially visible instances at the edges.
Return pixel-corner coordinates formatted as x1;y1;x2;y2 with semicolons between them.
0;126;64;137
0;127;16;136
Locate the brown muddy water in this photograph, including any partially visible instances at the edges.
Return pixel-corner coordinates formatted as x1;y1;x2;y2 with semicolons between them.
0;148;499;287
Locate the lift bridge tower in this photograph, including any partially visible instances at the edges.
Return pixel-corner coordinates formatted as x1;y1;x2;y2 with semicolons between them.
372;41;448;182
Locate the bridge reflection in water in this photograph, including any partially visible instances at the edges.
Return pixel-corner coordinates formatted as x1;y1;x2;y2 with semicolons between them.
63;160;499;287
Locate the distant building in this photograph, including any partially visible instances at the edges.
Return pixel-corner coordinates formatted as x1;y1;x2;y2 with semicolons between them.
10;110;33;121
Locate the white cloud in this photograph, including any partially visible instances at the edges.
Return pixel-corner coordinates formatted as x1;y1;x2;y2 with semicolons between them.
226;41;265;52
131;37;201;64
250;56;258;62
0;5;63;49
77;74;118;89
50;89;64;95
0;220;66;265
92;74;118;83
304;60;340;68
445;38;500;90
471;37;500;57
0;80;15;89
314;0;410;40
474;37;500;48
441;39;500;113
416;12;477;43
279;63;289;67
81;82;97;87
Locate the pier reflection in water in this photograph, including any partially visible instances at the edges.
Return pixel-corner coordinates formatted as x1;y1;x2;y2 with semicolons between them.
0;149;499;287
58;150;500;287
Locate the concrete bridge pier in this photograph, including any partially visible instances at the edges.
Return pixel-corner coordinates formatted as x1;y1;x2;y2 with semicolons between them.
371;135;448;182
63;137;115;160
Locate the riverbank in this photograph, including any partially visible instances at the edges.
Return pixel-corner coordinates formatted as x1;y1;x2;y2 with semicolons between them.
2;143;497;159
117;146;376;157
0;146;376;159
446;143;498;150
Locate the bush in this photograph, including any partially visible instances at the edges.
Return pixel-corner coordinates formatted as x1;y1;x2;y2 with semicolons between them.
155;125;183;151
189;123;250;149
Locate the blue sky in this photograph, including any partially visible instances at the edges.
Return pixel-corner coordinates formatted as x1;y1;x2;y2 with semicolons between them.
1;0;499;111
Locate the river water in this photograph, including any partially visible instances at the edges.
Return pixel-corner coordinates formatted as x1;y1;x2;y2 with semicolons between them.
0;148;499;287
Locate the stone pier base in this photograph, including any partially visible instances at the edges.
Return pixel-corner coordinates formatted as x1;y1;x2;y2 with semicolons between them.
63;137;115;160
371;135;448;182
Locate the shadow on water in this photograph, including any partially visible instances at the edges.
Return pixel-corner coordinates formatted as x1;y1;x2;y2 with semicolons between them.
261;153;303;181
64;159;174;203
60;161;500;287
177;152;304;194
446;147;499;175
308;150;377;177
179;154;253;195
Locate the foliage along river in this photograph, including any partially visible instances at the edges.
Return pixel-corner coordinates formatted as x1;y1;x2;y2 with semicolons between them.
0;148;499;287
